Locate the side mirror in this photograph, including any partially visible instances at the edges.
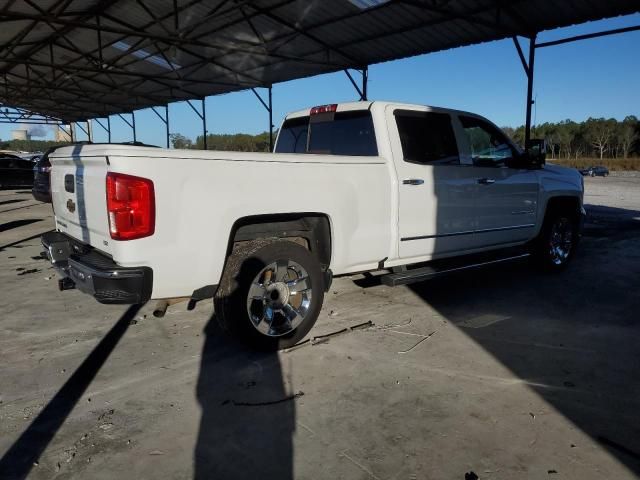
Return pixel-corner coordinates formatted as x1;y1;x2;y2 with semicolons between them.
525;138;546;167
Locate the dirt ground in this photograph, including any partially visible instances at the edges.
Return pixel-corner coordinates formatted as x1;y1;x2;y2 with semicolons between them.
1;176;639;480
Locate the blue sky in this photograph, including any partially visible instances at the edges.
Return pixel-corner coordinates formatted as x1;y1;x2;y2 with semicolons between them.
2;13;638;146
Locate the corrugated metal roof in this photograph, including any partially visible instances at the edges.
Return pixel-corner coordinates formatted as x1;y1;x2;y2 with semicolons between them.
0;0;637;121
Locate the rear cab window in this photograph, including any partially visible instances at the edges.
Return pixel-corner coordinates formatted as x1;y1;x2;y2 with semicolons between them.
393;110;459;165
275;109;378;156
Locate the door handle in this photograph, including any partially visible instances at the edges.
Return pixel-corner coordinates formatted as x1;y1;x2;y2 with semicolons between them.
477;178;496;185
402;178;424;185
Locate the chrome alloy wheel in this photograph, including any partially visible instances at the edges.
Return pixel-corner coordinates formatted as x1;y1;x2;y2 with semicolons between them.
548;217;573;266
246;259;313;337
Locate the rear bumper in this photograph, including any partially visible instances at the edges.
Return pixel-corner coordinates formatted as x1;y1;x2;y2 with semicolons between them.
41;231;152;304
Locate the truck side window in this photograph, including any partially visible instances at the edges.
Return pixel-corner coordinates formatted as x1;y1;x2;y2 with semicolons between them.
459;116;515;167
275;117;308;153
394;111;459;165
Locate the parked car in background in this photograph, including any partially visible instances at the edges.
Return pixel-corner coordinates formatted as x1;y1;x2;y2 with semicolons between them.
0;153;34;188
579;165;609;177
22;152;43;163
32;147;56;202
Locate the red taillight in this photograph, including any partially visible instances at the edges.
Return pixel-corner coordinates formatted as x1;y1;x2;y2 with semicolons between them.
106;172;155;240
310;104;337;115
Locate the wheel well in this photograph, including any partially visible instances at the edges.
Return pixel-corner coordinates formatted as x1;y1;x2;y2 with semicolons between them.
227;213;332;269
545;196;581;219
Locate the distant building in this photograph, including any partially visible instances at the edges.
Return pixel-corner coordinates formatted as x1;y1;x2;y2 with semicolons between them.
55;125;72;142
11;129;30;140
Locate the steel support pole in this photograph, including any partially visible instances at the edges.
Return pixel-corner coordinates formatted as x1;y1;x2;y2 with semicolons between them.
75;121;90;139
362;66;368;101
202;99;207;150
59;124;72;142
344;69;367;101
132;112;137;143
251;87;273;151
268;86;273;152
524;34;536;149
165;105;169;149
107;116;111;143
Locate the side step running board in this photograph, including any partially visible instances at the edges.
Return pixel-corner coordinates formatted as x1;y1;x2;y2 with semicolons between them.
380;253;530;287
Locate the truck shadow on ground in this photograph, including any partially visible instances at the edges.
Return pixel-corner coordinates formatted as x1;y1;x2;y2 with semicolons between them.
194;321;294;480
0;305;141;480
194;257;294;480
353;204;640;475
405;206;640;475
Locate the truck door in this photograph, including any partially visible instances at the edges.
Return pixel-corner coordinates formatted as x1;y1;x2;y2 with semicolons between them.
389;107;479;260
457;115;539;246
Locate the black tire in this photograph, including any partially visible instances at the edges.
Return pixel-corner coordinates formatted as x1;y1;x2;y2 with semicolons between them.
214;238;325;350
531;207;580;271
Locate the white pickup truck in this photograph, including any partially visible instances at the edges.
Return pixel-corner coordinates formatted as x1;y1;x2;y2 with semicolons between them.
43;101;584;349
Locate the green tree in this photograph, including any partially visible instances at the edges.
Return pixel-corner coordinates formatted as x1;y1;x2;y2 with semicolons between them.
619;116;639;159
584;118;616;160
169;133;193;149
194;131;273;152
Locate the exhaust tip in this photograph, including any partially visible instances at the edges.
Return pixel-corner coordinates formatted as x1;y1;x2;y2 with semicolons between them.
153;300;169;318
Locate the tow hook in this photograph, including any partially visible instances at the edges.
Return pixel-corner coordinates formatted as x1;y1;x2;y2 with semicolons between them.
58;277;76;291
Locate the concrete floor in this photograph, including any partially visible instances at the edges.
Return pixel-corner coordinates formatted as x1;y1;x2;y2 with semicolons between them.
1;176;639;480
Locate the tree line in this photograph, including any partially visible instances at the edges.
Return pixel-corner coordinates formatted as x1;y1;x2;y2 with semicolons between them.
0;139;70;152
170;132;272;152
503;116;639;160
172;117;640;160
4;116;637;161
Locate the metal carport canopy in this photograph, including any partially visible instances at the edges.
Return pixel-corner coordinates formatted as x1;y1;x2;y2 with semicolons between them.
1;0;638;123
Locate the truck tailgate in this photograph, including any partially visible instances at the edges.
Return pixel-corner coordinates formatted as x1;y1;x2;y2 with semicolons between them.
50;153;112;255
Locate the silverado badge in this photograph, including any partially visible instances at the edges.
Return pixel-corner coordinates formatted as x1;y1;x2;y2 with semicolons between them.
66;198;76;213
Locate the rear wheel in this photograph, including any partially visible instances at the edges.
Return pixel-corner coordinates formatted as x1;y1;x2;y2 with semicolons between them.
214;238;324;350
532;208;579;271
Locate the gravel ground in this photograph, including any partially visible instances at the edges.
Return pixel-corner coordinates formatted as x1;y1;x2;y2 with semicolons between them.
1;178;639;480
584;175;640;212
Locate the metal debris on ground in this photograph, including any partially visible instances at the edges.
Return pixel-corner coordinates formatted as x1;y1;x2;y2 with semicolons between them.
397;331;437;354
227;391;304;407
374;318;413;330
283;321;374;353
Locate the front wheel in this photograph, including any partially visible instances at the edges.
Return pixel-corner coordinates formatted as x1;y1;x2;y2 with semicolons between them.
531;209;579;271
214;239;325;350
